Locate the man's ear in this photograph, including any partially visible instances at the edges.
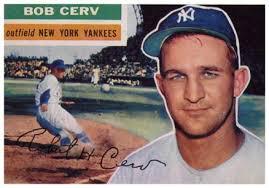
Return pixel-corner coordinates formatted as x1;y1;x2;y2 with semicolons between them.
233;65;250;97
155;73;165;95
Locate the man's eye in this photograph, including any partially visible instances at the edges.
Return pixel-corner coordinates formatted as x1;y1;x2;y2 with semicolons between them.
166;73;185;80
203;71;218;79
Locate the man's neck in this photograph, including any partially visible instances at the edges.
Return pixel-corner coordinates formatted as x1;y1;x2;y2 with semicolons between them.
50;73;59;81
175;112;245;170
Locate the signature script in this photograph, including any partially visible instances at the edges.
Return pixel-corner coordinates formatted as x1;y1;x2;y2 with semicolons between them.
16;128;166;171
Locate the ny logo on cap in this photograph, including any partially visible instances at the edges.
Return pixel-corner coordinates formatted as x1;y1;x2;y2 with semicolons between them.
177;7;195;23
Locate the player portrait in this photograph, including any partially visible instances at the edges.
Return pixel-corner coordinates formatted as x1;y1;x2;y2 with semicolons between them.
109;5;265;183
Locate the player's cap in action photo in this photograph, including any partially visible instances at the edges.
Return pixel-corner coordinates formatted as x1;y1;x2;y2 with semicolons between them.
49;59;66;69
142;5;239;64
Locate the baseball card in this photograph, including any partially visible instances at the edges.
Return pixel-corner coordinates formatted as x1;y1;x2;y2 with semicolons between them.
3;0;266;185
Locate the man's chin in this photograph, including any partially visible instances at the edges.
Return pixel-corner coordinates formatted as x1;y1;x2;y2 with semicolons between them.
175;122;218;139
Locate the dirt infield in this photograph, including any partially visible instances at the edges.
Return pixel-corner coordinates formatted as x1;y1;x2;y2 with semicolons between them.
4;115;147;184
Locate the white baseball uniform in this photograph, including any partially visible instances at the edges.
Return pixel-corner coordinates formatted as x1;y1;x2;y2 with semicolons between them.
35;74;92;145
92;68;100;85
108;127;264;184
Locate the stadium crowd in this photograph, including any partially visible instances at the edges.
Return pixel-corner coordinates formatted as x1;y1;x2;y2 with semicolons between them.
4;56;49;79
4;36;157;87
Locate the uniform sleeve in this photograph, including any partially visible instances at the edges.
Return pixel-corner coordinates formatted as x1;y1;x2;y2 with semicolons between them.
37;75;58;105
40;89;50;105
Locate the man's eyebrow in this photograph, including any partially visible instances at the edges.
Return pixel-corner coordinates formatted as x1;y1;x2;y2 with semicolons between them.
163;69;185;76
162;66;224;76
200;66;224;72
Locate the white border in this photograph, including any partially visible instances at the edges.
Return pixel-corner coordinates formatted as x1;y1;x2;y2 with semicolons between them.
1;0;268;188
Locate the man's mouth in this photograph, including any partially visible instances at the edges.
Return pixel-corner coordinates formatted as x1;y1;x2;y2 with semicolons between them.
183;107;210;116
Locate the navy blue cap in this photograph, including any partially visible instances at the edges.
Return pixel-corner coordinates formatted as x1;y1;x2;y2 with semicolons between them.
142;5;240;64
49;59;66;69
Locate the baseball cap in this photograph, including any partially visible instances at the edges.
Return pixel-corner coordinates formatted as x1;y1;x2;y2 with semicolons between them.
142;5;240;64
49;59;66;70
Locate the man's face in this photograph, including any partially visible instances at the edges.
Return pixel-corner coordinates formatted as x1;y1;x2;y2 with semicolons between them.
156;34;236;137
53;68;65;79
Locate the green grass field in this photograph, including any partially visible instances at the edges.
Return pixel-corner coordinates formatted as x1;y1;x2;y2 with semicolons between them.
5;79;172;141
4;78;265;141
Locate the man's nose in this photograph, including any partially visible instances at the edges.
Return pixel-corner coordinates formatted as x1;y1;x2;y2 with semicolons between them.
184;77;205;103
